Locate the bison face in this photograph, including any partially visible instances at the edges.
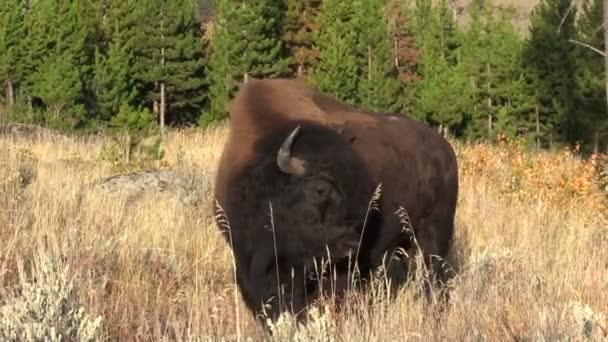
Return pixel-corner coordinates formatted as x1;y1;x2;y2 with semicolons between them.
274;125;366;261
288;175;342;226
230;123;377;324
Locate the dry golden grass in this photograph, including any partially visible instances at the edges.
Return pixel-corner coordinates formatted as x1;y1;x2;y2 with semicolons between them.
0;125;607;341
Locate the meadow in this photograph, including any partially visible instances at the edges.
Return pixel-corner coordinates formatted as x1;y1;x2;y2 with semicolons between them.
0;124;606;341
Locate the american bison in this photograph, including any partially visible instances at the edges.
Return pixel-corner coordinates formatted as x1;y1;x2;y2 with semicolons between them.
213;78;459;326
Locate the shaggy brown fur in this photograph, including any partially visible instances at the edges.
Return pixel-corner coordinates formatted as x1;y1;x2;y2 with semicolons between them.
213;78;459;327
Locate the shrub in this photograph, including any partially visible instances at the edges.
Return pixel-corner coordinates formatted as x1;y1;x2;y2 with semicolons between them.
100;103;164;172
0;245;103;342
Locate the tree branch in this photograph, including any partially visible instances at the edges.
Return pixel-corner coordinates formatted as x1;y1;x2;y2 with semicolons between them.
568;39;606;57
557;2;577;35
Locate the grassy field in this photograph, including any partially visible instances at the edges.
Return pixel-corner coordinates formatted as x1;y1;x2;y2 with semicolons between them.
0;125;606;341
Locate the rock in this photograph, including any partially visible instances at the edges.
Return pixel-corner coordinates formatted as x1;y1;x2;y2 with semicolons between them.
95;170;176;199
93;168;210;206
0;123;71;142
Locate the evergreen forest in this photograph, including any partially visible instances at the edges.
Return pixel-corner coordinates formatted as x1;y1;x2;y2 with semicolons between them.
0;0;606;153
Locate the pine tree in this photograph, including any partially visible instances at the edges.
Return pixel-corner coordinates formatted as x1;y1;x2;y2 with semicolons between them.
575;0;607;152
21;0;54;103
79;0;107;48
92;0;143;122
107;103;161;165
0;0;27;111
309;0;359;105
414;58;470;135
357;0;401;113
137;0;207;127
103;0;143;41
31;53;85;129
410;0;468;135
386;0;422;112
201;0;289;126
460;2;534;141
22;0;93;128
281;0;320;78
523;0;583;148
93;31;140;122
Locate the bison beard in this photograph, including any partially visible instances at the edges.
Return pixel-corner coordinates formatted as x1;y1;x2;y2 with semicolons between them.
213;78;459;330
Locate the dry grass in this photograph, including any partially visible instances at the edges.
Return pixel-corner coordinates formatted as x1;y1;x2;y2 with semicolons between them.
0;125;607;341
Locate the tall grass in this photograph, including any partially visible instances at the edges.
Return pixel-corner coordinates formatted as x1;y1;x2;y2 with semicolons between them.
0;126;606;341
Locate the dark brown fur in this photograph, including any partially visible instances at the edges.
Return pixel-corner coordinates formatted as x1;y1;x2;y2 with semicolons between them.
213;78;459;327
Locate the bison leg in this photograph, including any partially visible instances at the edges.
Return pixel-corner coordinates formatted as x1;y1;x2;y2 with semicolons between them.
413;215;456;306
381;247;413;297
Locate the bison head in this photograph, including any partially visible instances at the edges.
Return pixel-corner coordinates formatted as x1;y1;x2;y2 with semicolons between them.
232;123;378;324
274;125;366;260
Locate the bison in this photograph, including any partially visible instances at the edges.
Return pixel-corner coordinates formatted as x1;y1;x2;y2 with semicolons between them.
213;78;459;327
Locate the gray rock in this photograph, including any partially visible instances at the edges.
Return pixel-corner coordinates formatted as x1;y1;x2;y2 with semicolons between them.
0;123;71;142
94;168;210;206
96;170;176;198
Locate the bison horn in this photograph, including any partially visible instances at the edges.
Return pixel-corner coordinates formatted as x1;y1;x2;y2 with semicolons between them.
277;125;308;175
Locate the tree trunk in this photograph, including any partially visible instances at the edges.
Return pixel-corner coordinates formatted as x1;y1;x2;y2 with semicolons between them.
535;104;540;150
593;129;599;155
5;80;14;108
487;63;492;135
368;45;372;81
437;124;449;137
126;134;131;164
394;37;399;68
604;0;608;116
160;82;165;133
160;13;166;133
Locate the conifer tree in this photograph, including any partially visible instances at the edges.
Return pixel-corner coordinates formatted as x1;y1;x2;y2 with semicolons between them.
386;0;422;112
201;0;289;126
411;0;460;65
137;0;207;127
23;0;92;129
311;0;400;111
460;2;533;141
575;0;607;152
309;0;360;105
523;0;582;147
21;0;54;102
0;0;27;111
281;0;320;78
357;0;401;112
91;0;146;122
93;30;140;122
414;58;469;135
32;53;85;129
410;0;468;135
102;0;143;42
